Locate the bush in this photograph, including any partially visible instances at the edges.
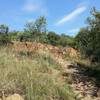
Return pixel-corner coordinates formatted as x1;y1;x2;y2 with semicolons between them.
0;34;11;45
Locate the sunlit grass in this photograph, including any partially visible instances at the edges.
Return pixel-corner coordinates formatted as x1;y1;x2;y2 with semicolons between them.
0;47;76;100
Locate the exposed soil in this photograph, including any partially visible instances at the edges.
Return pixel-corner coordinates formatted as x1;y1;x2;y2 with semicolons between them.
62;62;100;100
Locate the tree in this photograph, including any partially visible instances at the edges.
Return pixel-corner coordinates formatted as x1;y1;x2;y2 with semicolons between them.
0;24;9;34
0;24;11;45
35;16;47;33
59;34;76;47
24;21;36;35
47;32;60;46
76;8;100;60
75;28;90;51
24;16;46;34
24;16;47;42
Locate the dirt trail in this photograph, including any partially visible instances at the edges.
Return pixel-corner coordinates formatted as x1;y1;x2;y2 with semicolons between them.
58;58;100;100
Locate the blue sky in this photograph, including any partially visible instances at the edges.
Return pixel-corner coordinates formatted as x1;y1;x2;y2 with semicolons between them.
0;0;100;36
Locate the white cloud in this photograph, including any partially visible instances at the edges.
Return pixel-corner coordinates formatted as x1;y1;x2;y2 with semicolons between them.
68;28;80;33
55;6;87;26
22;2;40;13
77;1;89;8
22;0;48;15
27;19;35;23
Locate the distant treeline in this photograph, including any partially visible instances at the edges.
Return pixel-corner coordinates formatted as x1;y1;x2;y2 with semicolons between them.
0;8;100;61
0;16;75;47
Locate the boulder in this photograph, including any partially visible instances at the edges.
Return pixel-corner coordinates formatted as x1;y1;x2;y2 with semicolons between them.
6;94;24;100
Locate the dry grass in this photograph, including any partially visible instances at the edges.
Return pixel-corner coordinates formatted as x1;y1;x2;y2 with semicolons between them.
0;46;76;100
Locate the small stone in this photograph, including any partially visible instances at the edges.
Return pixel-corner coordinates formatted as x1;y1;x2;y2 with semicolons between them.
82;95;92;100
97;89;100;97
77;93;84;99
80;86;84;91
6;94;24;100
84;85;88;90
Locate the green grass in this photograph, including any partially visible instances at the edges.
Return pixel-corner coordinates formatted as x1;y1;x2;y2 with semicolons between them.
0;47;76;100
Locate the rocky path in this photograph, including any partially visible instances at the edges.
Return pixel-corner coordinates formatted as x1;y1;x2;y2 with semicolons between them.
61;61;100;100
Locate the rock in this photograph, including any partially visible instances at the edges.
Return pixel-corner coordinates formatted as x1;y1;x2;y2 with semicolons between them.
76;93;84;99
84;85;88;90
64;47;79;58
97;89;100;97
82;95;92;100
6;94;24;100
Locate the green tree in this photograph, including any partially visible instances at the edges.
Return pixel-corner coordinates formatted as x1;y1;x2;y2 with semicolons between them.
0;24;11;45
59;34;76;47
35;16;47;33
75;28;90;53
0;24;9;34
76;8;100;60
47;32;60;46
24;16;47;42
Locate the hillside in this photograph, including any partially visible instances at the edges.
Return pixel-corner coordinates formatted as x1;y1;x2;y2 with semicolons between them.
0;1;100;100
0;42;100;100
0;42;76;100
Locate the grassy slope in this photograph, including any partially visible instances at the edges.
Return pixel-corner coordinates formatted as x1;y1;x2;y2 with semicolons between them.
0;46;76;100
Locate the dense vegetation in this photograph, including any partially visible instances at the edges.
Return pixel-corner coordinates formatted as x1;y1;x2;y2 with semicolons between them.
0;7;100;100
1;8;100;61
75;8;100;62
1;8;100;62
0;16;75;47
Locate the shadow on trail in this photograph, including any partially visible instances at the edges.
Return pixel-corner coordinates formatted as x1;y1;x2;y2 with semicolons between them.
71;62;100;97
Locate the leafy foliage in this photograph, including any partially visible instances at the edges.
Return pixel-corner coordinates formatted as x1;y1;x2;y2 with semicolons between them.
47;32;60;46
0;24;11;45
0;24;9;34
59;34;76;47
76;8;100;61
24;16;48;43
0;16;76;47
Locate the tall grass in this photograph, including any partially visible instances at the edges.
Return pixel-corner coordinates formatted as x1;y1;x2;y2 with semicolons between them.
0;47;75;100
